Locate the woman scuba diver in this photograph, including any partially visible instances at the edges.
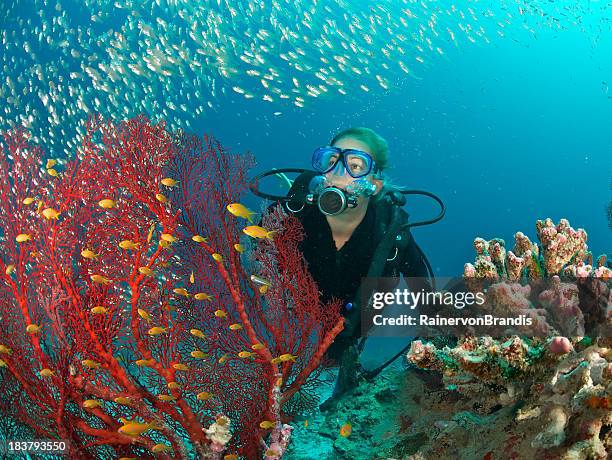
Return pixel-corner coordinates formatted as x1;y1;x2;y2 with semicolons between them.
250;127;444;407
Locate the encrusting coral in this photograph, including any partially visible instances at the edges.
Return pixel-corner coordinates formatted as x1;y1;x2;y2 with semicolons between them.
405;218;611;459
407;336;611;458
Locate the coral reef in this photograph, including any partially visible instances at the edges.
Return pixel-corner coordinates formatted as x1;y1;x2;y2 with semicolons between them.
463;218;609;283
406;336;611;459
460;218;611;338
0;116;344;458
401;218;611;459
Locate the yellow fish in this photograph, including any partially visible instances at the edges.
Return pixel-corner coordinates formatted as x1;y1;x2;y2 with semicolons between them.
259;285;269;294
90;274;111;284
190;329;206;339
155;193;168;203
0;344;12;355
224;455;239;460
227;203;256;222
159;240;171;248
41;207;60;220
148;327;167;336
194;292;212;301
80;249;99;259
192;235;208;243
229;323;242;331
98;199;116;209
167;381;181;389
0;359;7;367
161;177;179;187
214;309;227;318
138;266;153;276
212;253;223;262
160;233;176;243
304;419;309;428
275;377;283;387
196;391;213;401
39;368;55;377
81;359;101;369
22;197;35;205
119;240;140;250
5;264;15;275
339;422;352;437
172;363;189;371
46;159;57;168
147;222;155;242
189;271;195;283
218;354;229;364
279;353;297;362
270;357;282;365
135;359;156;367
117;420;160;437
173;288;189;297
190;350;208;359
233;243;245;253
114;397;133;405
16;233;32;243
251;343;265;350
26;324;41;334
151;444;171;453
83;399;101;409
259;420;275;429
238;351;254;358
158;394;176;402
90;306;108;314
137;309;152;322
243;225;276;240
47;168;59;177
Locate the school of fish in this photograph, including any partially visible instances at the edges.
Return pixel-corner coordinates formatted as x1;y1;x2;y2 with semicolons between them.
0;0;598;158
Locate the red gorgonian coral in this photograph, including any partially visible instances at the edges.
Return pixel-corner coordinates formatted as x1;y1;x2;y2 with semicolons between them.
0;115;344;459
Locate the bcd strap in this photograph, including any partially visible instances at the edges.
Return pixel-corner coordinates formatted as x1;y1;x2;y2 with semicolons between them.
339;196;406;339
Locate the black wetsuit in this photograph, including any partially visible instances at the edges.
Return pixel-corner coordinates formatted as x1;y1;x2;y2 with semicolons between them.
297;198;429;308
281;171;432;360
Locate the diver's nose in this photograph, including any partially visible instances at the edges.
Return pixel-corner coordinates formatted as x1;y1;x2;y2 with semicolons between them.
330;160;347;177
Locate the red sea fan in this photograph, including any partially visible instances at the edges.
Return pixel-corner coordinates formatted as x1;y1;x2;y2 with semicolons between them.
0;116;344;459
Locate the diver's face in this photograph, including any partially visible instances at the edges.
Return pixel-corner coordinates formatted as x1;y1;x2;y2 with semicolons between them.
325;137;374;188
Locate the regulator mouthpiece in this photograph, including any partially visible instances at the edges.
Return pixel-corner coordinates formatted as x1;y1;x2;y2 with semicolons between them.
307;176;376;216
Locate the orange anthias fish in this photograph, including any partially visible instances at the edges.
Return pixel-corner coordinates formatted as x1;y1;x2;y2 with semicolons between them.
339;422;352;437
226;203;256;222
242;225;276;240
161;177;179;187
98;199;116;209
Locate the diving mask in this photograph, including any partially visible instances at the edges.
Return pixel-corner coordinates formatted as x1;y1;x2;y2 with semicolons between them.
312;146;379;179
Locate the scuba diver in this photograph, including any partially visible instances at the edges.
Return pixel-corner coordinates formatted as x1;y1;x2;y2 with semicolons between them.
250;127;444;407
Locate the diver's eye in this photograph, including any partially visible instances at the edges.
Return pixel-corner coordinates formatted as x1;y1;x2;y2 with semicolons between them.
326;154;339;168
348;160;366;173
